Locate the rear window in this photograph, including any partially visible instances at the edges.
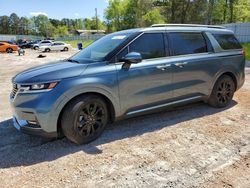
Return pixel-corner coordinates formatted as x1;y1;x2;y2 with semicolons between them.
213;34;242;50
169;32;207;56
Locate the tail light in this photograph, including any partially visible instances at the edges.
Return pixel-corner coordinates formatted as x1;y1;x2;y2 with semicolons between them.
242;50;246;57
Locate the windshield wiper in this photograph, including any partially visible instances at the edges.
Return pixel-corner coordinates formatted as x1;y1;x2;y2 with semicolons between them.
66;58;80;64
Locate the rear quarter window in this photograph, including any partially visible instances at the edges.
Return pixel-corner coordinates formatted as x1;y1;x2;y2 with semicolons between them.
213;34;242;50
168;32;208;56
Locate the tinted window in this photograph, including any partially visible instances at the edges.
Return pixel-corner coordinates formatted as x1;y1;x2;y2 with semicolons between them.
53;42;64;45
169;32;207;55
129;33;165;59
117;47;129;61
41;41;51;44
213;34;242;50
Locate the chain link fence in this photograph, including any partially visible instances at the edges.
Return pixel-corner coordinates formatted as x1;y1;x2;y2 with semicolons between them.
223;22;250;43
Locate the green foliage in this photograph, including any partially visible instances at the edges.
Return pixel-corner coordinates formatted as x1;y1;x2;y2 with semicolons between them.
54;25;69;37
104;0;250;31
0;13;106;37
242;43;250;60
142;8;165;26
84;17;106;30
1;1;250;36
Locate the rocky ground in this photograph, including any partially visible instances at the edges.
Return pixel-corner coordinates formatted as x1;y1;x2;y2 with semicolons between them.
0;49;249;188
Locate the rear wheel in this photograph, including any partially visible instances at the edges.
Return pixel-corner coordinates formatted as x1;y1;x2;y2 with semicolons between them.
61;95;108;144
45;48;51;52
208;75;235;108
64;47;69;51
6;48;13;53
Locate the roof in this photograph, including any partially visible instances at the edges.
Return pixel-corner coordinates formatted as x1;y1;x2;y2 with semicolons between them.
151;24;226;29
118;24;234;35
76;29;105;33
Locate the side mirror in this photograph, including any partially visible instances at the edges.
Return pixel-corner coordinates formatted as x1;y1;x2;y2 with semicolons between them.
121;52;142;70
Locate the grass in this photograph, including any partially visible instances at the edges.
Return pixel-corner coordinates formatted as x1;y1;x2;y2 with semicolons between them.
64;40;94;49
242;43;250;61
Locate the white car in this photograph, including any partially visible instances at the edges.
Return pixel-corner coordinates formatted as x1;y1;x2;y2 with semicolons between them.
39;42;71;52
33;40;53;50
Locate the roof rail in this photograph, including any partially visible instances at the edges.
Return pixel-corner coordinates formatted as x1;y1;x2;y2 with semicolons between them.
151;24;226;29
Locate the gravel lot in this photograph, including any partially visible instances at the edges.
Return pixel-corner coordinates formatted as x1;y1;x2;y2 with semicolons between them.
0;49;250;188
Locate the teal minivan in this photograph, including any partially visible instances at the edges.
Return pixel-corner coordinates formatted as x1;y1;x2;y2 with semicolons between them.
10;24;245;144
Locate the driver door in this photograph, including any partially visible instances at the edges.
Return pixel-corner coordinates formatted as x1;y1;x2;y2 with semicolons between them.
116;33;174;115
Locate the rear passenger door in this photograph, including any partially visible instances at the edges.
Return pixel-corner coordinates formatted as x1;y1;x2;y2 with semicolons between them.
116;32;174;114
168;32;213;98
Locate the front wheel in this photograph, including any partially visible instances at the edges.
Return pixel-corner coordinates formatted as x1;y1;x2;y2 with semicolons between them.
208;75;235;108
61;95;108;144
63;47;69;51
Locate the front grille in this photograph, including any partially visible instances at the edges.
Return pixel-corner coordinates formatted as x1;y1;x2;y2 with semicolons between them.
11;83;18;98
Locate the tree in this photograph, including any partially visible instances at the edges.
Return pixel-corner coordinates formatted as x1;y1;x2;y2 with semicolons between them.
83;17;106;30
0;16;10;34
32;15;55;37
9;13;19;34
105;0;128;31
54;25;69;37
19;17;30;35
142;8;165;26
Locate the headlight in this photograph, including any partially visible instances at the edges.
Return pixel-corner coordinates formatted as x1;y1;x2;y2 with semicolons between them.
30;82;58;90
19;82;58;92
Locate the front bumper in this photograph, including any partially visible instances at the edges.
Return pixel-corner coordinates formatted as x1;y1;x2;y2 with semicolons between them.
13;116;57;138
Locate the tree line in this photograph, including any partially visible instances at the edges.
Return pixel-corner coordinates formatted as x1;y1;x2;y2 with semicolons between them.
0;13;105;37
105;0;250;32
0;0;250;37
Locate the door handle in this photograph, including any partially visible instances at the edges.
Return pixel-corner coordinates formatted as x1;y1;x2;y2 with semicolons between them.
174;62;188;68
156;64;171;70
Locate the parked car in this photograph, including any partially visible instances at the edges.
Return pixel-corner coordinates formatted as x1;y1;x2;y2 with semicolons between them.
0;42;18;53
33;40;53;50
39;41;71;52
10;24;245;144
19;41;36;49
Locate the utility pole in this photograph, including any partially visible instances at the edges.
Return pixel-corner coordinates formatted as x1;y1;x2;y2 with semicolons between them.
95;8;98;31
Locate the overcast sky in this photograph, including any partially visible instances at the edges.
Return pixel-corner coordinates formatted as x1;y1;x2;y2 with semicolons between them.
0;0;109;19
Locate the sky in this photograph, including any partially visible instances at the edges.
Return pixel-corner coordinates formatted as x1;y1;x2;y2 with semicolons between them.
0;0;109;20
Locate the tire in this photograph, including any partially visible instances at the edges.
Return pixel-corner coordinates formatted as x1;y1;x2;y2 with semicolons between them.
6;48;13;53
64;47;69;51
61;95;108;144
34;46;38;50
45;48;50;52
208;75;235;108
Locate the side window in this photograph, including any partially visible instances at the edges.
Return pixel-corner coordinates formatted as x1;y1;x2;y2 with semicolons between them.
42;41;50;44
129;33;165;60
169;32;207;56
213;34;242;50
53;43;62;45
0;43;3;46
117;47;128;61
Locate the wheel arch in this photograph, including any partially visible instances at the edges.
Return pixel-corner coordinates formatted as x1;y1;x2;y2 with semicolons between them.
208;70;238;99
220;72;237;91
56;92;116;136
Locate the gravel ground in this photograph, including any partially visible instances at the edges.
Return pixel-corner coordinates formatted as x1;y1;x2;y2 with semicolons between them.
0;50;250;188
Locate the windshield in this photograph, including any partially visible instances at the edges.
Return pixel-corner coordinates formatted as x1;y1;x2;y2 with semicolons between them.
71;32;131;62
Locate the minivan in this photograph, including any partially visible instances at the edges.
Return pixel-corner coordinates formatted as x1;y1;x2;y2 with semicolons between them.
10;24;245;144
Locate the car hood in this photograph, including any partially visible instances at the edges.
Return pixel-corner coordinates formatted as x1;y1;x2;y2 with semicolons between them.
13;60;89;84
